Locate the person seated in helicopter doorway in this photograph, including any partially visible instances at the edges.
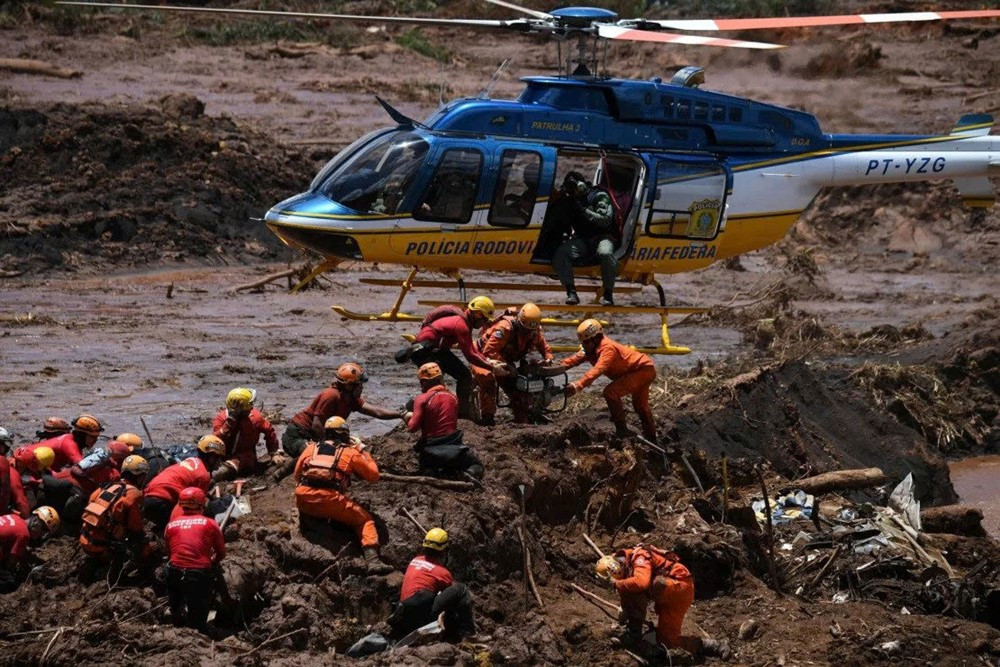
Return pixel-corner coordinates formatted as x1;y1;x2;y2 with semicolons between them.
552;171;619;306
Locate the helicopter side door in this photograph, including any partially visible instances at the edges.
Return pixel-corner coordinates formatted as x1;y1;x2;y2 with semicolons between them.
644;158;731;243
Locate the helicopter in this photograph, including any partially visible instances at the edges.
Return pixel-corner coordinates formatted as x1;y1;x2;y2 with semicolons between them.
61;2;1000;354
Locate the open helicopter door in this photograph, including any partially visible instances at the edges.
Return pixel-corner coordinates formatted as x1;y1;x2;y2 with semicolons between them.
644;157;731;243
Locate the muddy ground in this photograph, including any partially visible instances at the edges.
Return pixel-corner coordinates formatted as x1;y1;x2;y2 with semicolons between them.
1;1;999;665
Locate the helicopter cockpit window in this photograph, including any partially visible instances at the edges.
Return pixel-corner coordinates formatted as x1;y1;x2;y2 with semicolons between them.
415;148;483;224
519;85;611;114
488;150;542;228
319;131;429;215
647;160;727;240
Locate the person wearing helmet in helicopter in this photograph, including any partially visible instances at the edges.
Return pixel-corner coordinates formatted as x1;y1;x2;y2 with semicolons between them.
560;319;658;441
552;170;619;307
396;296;507;420
595;544;730;659
25;413;104;472
35;417;72;441
387;528;475;640
80;455;155;567
0;506;59;593
11;447;54;515
281;362;407;464
163;486;226;633
294;416;393;574
407;363;485;479
47;440;133;524
143;435;225;532
472;303;554;425
211;387;280;482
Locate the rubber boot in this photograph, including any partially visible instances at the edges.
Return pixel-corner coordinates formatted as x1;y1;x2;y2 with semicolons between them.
363;547;394;575
599;292;614;307
614;421;631;438
700;638;732;660
565;290;580;305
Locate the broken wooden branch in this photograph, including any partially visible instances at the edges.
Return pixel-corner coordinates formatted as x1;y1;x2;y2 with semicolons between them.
809;544;842;587
232;268;298;293
582;533;605;558
680;453;705;494
782;467;887;495
240;627;307;657
380;473;475;491
516;524;545;609
756;466;783;596
0;58;81;79
398;507;428;535
920;505;986;537
570;583;621;614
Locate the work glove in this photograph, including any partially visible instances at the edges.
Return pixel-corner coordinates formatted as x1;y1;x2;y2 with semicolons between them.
563;384;579;398
270;451;288;466
491;361;512;378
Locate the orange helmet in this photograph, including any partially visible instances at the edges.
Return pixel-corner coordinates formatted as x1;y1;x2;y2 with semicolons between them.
72;414;104;437
42;417;71;435
115;433;143;449
336;362;367;385
196;435;226;456
577;319;604;342
517;303;542;330
178;486;207;512
418;362;443;380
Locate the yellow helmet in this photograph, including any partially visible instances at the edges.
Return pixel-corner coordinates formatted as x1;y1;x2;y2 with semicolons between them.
34;446;55;471
32;506;60;534
422;527;449;551
226;387;256;412
72;414;104;437
517;303;542;330
121;455;149;477
595;555;623;580
116;432;143;450
467;296;495;319
577;318;604;342
418;362;443;380
197;435;226;456
324;416;349;433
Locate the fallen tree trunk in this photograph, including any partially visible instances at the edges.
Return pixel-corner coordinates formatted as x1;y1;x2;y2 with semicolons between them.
0;58;82;79
920;505;986;537
783;467;887;495
232;268;297;292
380;472;475;491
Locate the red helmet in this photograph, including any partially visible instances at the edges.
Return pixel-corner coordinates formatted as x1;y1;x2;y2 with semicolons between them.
178;486;207;512
106;441;131;464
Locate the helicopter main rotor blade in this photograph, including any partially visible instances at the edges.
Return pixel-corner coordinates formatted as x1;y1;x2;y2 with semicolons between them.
640;9;1000;32
481;0;552;21
597;25;784;49
56;1;521;30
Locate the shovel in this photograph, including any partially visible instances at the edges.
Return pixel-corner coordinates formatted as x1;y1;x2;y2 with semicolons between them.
232;478;252;516
392;612;446;651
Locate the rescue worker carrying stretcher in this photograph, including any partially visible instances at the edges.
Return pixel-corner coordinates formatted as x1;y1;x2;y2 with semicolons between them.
80;455;154;567
560;319;658;441
596;544;729;659
396;296;506;419
294;416;392;574
407;363;484;480
389;528;475;640
0;507;59;593
472;303;553;425
212;388;282;482
143;435;225;532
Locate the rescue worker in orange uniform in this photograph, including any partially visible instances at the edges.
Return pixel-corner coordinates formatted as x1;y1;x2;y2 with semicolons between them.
560;319;658;440
11;446;54;513
35;417;71;441
397;296;506;419
48;440;132;524
281;363;406;468
163;487;226;632
596;545;729;658
407;363;484;479
143;436;225;531
472;303;553;425
212;387;281;482
80;455;153;565
389;528;475;640
294;416;391;573
0;507;59;593
26;413;103;471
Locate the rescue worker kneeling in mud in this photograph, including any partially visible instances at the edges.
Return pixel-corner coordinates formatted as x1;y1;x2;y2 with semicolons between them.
79;455;155;571
164;487;226;633
389;528;475;640
11;446;54;513
560;319;658;441
27;413;103;472
47;440;132;524
143;435;225;532
35;417;72;441
0;507;60;593
472;302;553;426
212;387;282;482
596;544;729;659
294;416;392;574
407;363;484;480
0;428;29;519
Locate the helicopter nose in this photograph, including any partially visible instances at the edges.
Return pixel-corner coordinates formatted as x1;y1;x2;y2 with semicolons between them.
264;193;365;260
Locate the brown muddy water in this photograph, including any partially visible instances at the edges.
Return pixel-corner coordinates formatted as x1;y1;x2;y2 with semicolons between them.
950;455;1000;537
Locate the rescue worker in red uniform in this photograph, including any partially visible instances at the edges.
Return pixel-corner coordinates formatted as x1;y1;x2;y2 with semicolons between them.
389;528;475;639
114;433;144;452
596;545;729;658
35;417;71;441
11;447;54;513
212;387;281;482
80;455;153;564
0;428;14;517
407;363;484;479
163;487;226;632
26;413;103;471
294;416;391;574
0;507;59;593
49;440;131;523
472;303;553;425
283;363;407;458
143;436;225;531
396;296;505;419
560;319;658;440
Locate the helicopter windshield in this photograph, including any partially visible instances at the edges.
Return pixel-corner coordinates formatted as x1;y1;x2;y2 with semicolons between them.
320;131;430;214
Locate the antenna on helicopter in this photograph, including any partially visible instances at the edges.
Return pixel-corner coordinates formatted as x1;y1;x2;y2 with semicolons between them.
478;58;512;99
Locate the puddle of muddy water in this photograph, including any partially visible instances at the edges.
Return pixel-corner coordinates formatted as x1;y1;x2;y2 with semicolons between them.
949;455;1000;537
